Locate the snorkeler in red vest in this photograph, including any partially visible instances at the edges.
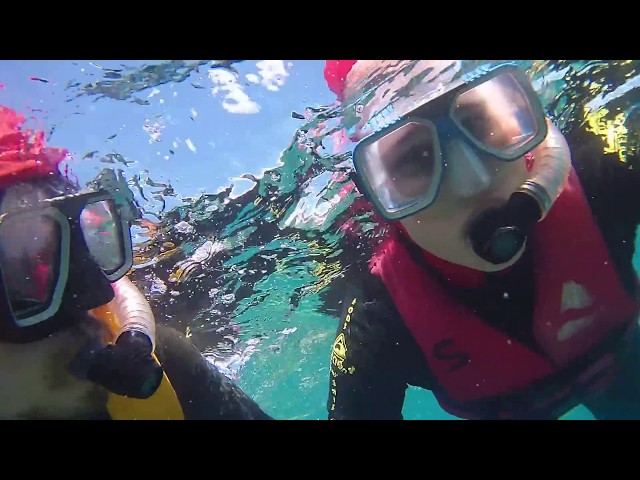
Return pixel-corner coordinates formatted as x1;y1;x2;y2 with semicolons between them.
323;60;640;419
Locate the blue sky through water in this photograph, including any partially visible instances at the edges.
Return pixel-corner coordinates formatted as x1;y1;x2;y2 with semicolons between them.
0;60;337;205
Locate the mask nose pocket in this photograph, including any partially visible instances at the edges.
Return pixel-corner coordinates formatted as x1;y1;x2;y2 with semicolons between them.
445;140;491;198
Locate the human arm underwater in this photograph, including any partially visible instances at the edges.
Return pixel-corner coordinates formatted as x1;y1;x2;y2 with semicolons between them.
152;324;274;420
326;271;431;420
567;125;640;297
569;123;640;226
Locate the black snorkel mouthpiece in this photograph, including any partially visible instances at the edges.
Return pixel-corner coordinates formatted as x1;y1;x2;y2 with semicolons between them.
469;191;543;265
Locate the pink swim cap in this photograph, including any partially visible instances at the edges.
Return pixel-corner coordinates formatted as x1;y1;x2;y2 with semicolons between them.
324;60;357;101
0;106;67;190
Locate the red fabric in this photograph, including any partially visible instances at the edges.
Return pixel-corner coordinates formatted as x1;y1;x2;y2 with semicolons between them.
0;106;67;190
370;168;638;406
324;60;357;101
394;223;490;289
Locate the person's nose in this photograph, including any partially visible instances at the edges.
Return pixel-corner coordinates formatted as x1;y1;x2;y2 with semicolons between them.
443;139;492;198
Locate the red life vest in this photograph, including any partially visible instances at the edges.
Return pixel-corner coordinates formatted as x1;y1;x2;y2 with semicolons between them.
370;168;640;418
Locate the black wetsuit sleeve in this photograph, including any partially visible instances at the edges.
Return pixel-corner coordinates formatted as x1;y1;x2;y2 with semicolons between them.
327;271;432;420
571;129;640;295
571;128;640;225
154;324;273;420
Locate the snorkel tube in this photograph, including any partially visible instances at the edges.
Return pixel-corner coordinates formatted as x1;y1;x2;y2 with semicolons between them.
74;275;163;399
469;120;572;265
87;277;185;419
91;276;156;349
517;120;572;220
88;278;184;419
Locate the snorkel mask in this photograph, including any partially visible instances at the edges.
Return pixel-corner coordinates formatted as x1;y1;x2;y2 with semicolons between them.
0;168;140;343
350;62;570;265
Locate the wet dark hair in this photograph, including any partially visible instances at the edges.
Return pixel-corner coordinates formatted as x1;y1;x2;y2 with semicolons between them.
0;173;80;215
